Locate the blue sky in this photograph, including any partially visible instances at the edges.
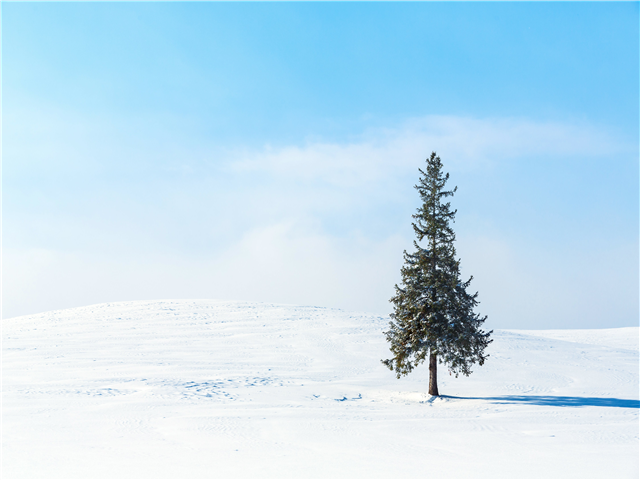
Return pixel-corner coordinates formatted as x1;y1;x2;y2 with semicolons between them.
3;2;638;329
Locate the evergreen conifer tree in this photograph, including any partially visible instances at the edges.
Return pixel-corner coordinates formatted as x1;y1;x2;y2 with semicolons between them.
383;152;492;396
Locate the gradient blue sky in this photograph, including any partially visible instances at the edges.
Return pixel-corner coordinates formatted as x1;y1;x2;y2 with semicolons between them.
4;2;638;329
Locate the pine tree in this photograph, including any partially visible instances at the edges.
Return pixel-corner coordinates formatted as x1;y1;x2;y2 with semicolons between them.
382;152;492;396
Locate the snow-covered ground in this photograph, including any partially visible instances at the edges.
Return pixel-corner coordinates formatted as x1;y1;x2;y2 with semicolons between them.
3;300;638;479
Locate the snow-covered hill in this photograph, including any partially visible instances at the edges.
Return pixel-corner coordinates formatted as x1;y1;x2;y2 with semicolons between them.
3;300;638;478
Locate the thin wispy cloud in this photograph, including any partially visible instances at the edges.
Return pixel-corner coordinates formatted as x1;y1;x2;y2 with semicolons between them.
230;116;633;187
4;110;637;328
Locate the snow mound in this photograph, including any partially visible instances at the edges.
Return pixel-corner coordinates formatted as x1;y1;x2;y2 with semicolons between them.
511;327;639;351
3;300;638;478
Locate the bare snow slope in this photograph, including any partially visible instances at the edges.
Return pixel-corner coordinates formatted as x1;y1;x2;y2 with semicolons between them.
3;300;638;479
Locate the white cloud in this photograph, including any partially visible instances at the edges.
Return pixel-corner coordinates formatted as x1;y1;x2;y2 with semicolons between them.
456;235;639;330
229;115;633;187
4;113;637;328
3;226;406;320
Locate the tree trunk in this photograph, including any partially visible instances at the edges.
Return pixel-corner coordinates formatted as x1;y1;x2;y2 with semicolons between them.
428;352;439;396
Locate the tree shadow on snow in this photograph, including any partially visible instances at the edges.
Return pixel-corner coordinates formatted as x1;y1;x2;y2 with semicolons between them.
442;395;640;409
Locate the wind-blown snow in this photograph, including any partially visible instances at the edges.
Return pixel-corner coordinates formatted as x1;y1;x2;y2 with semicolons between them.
3;300;638;478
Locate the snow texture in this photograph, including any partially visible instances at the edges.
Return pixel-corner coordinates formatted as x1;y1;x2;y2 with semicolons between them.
3;300;638;478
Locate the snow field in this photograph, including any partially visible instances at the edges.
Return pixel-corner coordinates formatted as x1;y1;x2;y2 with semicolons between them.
3;300;638;478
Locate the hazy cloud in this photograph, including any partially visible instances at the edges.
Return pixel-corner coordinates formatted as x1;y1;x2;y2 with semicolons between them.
4;114;637;329
230;115;633;186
